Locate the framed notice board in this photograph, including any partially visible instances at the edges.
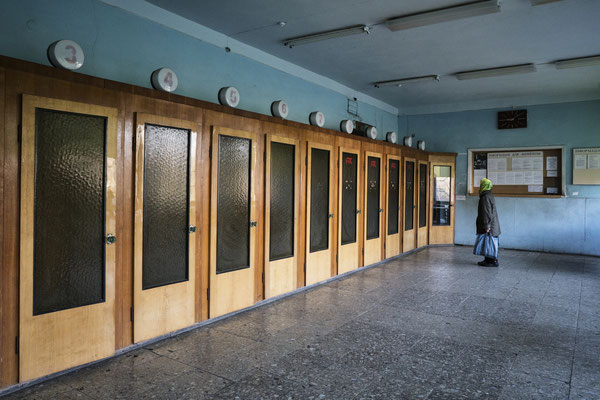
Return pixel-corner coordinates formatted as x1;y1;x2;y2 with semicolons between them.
468;146;564;197
573;148;600;185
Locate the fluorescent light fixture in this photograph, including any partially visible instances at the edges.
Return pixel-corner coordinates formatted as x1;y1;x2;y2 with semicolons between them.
283;25;370;48
385;1;500;32
374;75;440;88
455;63;536;80
555;55;600;69
531;0;563;5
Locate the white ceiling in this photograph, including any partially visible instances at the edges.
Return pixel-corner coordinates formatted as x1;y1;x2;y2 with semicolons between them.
147;0;600;114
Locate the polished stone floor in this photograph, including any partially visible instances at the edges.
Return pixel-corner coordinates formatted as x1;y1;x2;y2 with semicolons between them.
4;246;600;400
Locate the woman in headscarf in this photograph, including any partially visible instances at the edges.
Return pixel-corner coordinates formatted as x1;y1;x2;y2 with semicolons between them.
476;178;501;266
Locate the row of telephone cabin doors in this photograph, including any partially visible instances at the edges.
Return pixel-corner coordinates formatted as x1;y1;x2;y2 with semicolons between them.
18;95;455;382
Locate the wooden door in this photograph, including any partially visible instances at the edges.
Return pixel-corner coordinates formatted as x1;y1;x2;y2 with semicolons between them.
338;147;361;274
363;151;384;266
265;135;300;298
306;142;334;285
417;160;429;248
403;158;417;252
210;127;258;317
133;114;198;343
19;95;117;381
385;155;402;258
429;155;456;245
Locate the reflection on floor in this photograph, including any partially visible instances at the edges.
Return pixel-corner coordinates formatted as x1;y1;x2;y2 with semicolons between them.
5;246;600;399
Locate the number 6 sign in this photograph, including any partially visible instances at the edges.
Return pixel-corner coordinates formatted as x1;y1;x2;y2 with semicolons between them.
48;40;85;70
151;68;178;92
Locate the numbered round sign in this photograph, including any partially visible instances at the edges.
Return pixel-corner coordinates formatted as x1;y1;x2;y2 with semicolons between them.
48;40;84;70
417;140;426;150
365;126;377;140
218;86;240;108
309;111;325;127
403;136;413;147
386;131;397;144
271;100;289;119
151;68;178;92
340;120;354;134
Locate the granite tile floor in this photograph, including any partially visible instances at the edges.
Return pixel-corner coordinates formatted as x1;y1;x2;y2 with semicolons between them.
4;246;600;400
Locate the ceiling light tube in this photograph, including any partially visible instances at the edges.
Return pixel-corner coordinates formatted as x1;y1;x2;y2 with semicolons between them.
531;0;563;6
283;25;370;48
555;55;600;69
455;63;536;80
385;0;500;32
374;75;440;88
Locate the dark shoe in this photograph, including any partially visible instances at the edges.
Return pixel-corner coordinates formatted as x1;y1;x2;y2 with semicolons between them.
478;260;498;267
477;260;489;266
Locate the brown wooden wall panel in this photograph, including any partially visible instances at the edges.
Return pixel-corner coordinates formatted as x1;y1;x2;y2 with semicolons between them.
0;56;456;388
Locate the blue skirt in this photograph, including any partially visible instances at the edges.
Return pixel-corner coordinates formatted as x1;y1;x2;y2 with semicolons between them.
473;233;499;259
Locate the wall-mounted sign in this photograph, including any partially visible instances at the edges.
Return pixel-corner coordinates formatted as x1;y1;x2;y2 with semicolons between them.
151;68;178;92
340;120;354;134
386;131;397;144
365;126;377;140
403;136;413;147
271;100;289;119
309;111;325;127
417;140;426;150
218;86;240;108
48;40;84;70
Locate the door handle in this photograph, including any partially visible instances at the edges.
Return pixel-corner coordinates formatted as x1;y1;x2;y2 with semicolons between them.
413;205;417;209
356;209;361;215
379;208;384;213
328;213;334;219
250;220;258;227
188;225;197;233
106;234;117;245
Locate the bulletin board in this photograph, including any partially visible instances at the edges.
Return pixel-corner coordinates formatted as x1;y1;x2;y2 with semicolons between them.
573;148;600;185
468;147;563;197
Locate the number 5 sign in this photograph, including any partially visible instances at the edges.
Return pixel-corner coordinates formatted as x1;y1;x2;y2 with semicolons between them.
151;68;178;92
48;40;85;70
218;87;240;108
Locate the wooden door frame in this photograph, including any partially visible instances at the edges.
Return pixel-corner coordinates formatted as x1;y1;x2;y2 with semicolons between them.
363;151;384;266
132;113;199;343
417;159;429;248
305;141;334;285
337;146;361;274
385;154;402;259
264;134;300;298
428;155;457;245
19;95;118;382
402;157;417;252
209;126;258;317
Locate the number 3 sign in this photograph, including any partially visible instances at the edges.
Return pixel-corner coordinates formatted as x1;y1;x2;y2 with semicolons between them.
48;40;85;70
151;68;178;92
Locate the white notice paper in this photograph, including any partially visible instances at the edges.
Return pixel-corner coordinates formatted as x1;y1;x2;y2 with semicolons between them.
488;172;498;184
496;172;506;185
575;154;587;170
533;171;543;184
546;156;558;171
474;170;487;187
532;157;543;171
512;158;524;171
589;154;600;170
546;187;559;194
514;171;524;185
546;170;558;177
528;185;543;192
524;171;534;184
505;172;516;185
522;157;534;170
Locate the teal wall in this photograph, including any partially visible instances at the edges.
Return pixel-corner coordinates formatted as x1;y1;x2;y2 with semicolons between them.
0;0;398;138
400;100;600;256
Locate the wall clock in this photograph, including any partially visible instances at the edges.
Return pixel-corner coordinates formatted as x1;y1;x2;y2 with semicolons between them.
498;109;527;129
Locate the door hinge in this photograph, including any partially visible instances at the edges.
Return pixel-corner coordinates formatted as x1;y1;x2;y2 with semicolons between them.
336;254;338;264
262;271;265;284
15;336;19;355
305;156;308;166
207;288;210;301
362;248;365;256
130;307;134;322
17;125;22;144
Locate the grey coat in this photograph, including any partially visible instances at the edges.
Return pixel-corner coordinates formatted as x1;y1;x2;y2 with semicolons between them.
477;190;501;236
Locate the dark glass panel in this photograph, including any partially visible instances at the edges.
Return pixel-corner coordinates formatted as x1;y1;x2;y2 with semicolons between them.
142;124;190;290
405;161;415;231
310;148;330;253
366;156;381;240
217;135;251;273
419;163;428;228
33;108;106;315
433;165;452;226
387;160;399;235
270;142;295;261
341;152;357;245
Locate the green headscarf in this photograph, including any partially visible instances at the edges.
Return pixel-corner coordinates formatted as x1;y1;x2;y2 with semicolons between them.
479;178;493;194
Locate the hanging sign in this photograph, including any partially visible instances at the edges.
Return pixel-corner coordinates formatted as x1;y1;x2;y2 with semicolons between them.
271;100;289;119
218;87;240;108
340;120;354;134
48;40;85;70
151;68;178;92
386;131;397;144
309;111;325;127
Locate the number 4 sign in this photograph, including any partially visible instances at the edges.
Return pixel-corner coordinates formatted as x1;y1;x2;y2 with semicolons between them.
48;40;85;70
151;68;178;92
